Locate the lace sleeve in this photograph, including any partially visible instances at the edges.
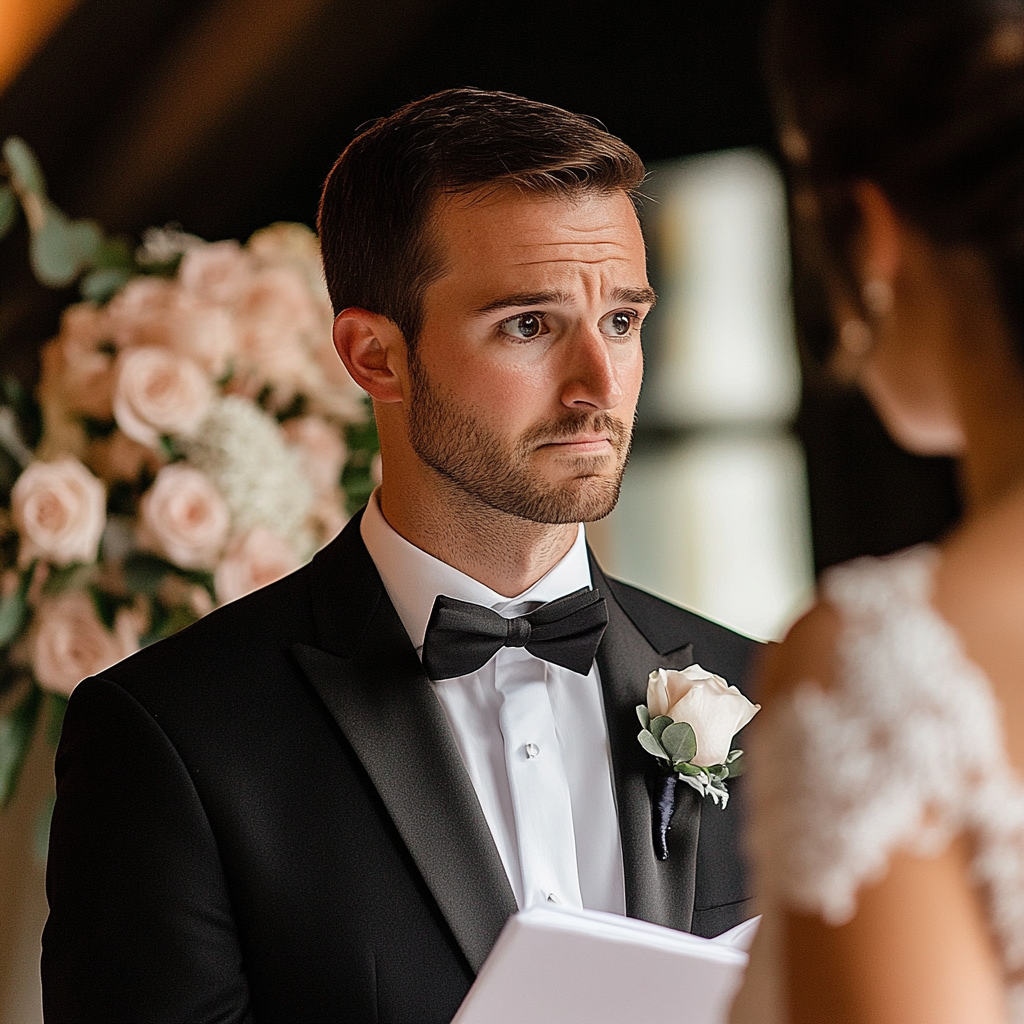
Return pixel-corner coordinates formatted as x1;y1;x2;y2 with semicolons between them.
746;547;1006;926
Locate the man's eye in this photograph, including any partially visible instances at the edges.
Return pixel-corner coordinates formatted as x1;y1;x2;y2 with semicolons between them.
600;310;639;337
499;313;548;340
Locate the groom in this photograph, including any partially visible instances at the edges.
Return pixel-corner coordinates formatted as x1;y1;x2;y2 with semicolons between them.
42;89;757;1023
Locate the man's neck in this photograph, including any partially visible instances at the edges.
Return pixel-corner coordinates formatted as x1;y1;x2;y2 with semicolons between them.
378;481;580;598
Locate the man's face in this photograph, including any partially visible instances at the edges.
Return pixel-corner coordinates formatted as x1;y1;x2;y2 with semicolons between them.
406;188;652;524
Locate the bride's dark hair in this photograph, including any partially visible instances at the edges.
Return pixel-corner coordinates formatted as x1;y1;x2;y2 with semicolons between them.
766;0;1024;367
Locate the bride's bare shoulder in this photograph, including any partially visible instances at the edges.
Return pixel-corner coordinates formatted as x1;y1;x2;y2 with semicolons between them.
757;598;843;704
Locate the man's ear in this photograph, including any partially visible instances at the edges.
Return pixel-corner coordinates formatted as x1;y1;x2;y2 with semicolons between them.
332;309;407;403
852;180;901;285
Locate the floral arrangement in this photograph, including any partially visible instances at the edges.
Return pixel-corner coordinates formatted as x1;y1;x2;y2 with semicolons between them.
637;665;759;859
0;138;378;809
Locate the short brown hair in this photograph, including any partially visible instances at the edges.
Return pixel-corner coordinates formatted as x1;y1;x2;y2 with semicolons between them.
317;88;646;344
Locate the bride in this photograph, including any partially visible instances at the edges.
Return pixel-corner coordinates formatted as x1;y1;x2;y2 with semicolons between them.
731;1;1024;1021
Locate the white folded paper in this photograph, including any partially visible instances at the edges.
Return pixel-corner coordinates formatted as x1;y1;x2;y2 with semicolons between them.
453;906;759;1024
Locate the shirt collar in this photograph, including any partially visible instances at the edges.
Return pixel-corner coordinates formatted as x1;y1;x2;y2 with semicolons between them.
360;488;593;653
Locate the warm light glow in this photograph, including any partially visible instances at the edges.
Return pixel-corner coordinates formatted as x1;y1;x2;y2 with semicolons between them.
0;0;80;95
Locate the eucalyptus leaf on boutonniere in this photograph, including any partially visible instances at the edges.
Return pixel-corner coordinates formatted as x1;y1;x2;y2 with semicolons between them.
638;665;760;860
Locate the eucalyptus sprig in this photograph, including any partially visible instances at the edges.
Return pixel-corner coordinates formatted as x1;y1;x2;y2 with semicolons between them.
0;136;138;302
636;704;745;808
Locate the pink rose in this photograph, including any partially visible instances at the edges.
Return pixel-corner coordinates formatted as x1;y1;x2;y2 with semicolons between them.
105;276;177;346
282;416;347;495
12;459;106;567
31;590;140;696
234;267;321;402
214;526;301;604
37;303;118;421
178;240;253;306
105;278;237;377
113;347;214;448
139;463;230;569
165;301;237;378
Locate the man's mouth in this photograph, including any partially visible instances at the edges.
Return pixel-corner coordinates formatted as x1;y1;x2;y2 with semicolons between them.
537;434;614;453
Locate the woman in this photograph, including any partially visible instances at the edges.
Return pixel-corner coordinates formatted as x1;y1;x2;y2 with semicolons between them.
732;1;1024;1021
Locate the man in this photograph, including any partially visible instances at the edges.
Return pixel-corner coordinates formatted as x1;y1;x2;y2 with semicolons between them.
42;89;757;1023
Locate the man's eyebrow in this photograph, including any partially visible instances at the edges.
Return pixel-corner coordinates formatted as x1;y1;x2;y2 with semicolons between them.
472;291;572;315
614;286;658;308
472;286;657;316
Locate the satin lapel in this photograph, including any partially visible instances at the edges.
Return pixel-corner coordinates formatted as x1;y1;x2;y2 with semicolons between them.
591;558;699;932
292;518;517;973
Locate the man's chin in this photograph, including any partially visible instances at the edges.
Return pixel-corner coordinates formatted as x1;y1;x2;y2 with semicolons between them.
517;473;622;524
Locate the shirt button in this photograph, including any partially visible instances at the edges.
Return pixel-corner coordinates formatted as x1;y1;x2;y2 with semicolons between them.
547;893;561;904
525;742;540;759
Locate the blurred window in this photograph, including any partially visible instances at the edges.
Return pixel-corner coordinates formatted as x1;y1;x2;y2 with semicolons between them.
601;149;813;641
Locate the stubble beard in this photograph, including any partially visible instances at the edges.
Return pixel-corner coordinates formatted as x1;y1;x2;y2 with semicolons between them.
406;351;633;525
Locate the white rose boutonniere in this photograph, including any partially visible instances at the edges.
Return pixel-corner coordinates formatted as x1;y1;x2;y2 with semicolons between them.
638;664;760;858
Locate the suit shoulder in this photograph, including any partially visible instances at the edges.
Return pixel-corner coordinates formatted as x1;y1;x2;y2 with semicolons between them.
603;575;762;688
101;559;317;695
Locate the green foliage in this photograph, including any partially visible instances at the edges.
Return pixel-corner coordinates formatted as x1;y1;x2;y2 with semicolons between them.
29;201;101;286
46;693;68;746
122;551;174;597
0;683;42;809
660;721;697;764
3;376;42;449
140;601;200;648
88;585;130;631
0;185;16;240
649;714;672;744
3;137;45;195
635;702;744;805
2;136;140;298
42;563;92;596
81;267;132;303
638;728;666;761
34;793;54;863
0;568;31;648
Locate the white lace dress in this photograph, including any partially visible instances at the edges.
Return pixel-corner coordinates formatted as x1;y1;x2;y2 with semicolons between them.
731;545;1024;1023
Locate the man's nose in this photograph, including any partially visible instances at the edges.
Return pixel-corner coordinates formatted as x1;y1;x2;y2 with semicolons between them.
560;325;626;411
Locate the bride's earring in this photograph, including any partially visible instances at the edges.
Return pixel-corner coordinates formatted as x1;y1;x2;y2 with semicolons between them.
861;277;894;317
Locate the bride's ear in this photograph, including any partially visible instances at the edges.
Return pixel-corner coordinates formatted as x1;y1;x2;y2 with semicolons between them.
332;309;407;404
852;181;901;303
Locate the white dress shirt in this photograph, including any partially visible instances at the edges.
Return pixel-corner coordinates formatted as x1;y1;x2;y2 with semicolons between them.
361;491;626;914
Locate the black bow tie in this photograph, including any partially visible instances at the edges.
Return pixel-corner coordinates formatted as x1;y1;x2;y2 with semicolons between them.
421;587;609;681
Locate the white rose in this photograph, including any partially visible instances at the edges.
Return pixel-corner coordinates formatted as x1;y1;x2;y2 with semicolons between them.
235;266;322;402
31;591;140;696
139;463;230;569
647;664;760;767
214;526;301;604
113;347;214;447
12;459;106;567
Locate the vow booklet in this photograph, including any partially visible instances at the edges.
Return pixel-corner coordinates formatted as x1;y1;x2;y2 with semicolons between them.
453;906;759;1024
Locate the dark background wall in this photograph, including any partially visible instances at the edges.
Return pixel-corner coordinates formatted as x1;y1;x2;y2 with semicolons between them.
0;0;960;573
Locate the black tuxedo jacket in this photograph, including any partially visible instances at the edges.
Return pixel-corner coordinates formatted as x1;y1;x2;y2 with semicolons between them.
42;512;758;1024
